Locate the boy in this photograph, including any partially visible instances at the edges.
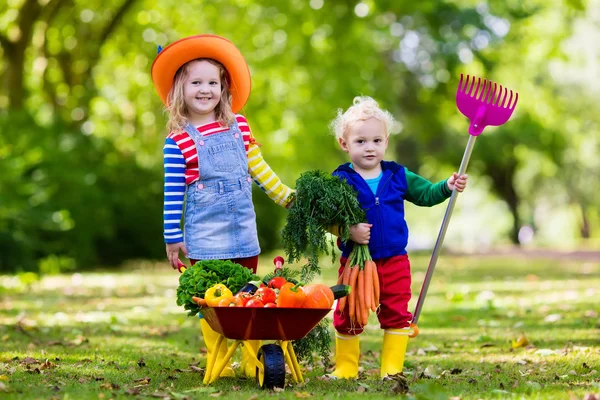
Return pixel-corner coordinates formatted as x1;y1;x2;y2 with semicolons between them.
329;96;468;379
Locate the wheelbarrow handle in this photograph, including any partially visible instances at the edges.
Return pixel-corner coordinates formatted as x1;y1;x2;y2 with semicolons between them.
177;259;187;274
273;256;284;271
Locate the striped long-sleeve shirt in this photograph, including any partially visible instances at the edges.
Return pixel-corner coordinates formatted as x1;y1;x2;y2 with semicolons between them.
163;115;293;244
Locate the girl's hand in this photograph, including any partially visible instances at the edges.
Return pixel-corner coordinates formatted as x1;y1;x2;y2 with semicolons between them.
166;242;188;270
447;172;468;192
350;223;372;244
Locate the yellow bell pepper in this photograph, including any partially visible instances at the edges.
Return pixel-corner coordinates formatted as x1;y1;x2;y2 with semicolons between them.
204;284;233;307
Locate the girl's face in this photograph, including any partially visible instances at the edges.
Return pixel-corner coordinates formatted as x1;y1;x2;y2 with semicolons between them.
183;60;222;125
339;117;389;175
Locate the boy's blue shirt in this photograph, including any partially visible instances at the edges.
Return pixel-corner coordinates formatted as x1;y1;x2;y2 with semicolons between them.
333;161;451;260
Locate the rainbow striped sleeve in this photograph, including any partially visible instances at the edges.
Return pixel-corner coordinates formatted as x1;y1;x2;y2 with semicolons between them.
237;116;293;207
163;136;186;243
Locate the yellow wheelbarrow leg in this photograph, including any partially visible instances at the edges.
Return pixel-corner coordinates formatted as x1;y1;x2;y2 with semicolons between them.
207;340;242;385
241;341;264;377
278;341;298;383
203;334;224;385
280;341;303;383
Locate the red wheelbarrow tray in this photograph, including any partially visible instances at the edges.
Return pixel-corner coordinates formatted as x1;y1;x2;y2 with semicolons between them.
200;306;331;341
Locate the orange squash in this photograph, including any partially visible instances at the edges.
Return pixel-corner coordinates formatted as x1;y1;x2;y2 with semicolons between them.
302;284;334;309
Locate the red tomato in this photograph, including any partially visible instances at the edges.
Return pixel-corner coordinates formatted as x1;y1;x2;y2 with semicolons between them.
255;287;277;304
264;302;277;308
268;277;287;290
234;293;253;306
245;298;265;308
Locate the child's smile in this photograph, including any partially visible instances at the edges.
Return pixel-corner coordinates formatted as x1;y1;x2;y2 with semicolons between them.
184;60;222;125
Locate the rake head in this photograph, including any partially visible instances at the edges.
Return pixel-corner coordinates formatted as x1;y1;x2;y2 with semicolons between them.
456;74;518;136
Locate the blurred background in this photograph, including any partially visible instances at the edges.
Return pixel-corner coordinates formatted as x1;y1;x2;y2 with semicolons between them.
1;0;598;275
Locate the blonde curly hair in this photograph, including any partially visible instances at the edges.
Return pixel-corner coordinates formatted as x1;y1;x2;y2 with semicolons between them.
330;96;396;140
165;58;235;134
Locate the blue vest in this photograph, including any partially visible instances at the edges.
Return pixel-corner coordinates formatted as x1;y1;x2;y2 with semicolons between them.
182;120;260;260
333;161;409;260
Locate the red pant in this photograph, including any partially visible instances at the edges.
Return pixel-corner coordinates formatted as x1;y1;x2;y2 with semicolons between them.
334;254;412;335
190;255;258;274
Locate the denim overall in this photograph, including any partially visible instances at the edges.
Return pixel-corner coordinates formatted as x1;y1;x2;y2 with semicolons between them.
182;120;260;260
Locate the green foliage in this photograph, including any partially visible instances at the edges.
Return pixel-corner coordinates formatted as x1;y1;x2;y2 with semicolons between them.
291;318;332;367
175;260;259;317
281;170;365;282
0;112;164;273
1;0;598;272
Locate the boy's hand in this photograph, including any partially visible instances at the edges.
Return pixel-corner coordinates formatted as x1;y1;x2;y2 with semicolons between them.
166;242;188;270
350;223;372;244
447;172;468;192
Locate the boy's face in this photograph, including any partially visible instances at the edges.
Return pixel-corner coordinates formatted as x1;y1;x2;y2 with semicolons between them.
339;117;389;173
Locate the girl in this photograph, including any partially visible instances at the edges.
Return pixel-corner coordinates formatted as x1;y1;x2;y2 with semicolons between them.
151;34;293;378
328;96;468;379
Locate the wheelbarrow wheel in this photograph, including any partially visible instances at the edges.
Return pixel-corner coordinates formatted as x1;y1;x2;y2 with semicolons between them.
256;344;285;389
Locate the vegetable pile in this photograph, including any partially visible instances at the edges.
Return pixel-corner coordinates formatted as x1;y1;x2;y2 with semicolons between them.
176;260;259;317
282;170;366;281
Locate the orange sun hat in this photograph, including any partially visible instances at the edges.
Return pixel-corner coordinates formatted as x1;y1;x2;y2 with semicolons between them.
151;34;251;113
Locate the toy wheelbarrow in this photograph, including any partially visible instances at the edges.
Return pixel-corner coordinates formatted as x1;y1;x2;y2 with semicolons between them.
200;306;330;388
179;256;337;389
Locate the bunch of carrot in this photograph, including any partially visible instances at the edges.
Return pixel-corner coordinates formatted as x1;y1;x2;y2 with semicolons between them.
337;244;380;327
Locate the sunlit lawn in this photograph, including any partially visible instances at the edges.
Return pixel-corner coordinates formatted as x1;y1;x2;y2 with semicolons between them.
1;252;599;399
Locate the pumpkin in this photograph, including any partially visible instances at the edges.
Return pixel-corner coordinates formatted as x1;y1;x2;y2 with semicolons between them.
302;283;334;309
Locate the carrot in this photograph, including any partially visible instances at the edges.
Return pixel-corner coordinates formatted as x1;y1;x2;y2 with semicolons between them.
358;267;369;326
338;258;353;310
371;260;380;311
192;296;208;307
347;265;360;323
363;260;373;314
356;270;363;326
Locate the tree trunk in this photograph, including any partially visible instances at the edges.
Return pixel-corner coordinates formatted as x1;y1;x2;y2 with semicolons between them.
580;203;590;239
487;162;521;245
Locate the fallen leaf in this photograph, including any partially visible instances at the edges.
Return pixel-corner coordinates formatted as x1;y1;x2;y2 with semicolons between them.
423;365;441;379
583;394;600;400
512;333;530;349
535;349;557;356
247;395;259;400
209;392;221;397
190;366;203;373
294;391;312;398
356;386;366;393
273;387;285;392
134;377;151;385
0;382;7;392
150;392;170;398
544;314;561;323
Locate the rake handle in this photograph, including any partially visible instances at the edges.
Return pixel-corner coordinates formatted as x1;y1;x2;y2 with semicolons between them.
411;134;477;326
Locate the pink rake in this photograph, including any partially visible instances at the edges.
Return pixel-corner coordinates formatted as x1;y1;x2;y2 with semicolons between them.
409;74;519;337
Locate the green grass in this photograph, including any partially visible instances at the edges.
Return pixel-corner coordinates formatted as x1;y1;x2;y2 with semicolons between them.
1;254;599;399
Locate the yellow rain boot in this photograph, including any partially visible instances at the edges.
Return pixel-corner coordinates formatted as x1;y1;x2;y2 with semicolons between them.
200;319;235;377
380;328;409;378
241;340;261;378
330;332;360;379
